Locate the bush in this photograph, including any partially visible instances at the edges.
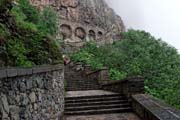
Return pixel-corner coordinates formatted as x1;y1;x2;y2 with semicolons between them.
0;0;62;67
10;5;38;33
38;7;58;36
6;39;33;67
71;29;180;109
0;23;10;40
18;0;40;24
0;0;12;11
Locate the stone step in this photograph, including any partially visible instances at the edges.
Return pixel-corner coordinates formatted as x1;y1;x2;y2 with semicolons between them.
65;94;123;100
66;83;98;85
66;81;97;83
66;86;99;89
66;80;97;83
65;103;131;111
65;96;125;103
65;100;128;107
66;82;98;85
66;84;98;86
66;88;98;91
64;107;132;115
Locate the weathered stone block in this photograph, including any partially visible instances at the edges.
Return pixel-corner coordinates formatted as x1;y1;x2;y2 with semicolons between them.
0;69;7;79
19;82;26;92
17;68;33;76
29;92;36;103
7;68;17;78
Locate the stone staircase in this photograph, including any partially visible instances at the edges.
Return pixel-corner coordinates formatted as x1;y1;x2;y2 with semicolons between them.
64;91;132;115
64;64;133;118
65;65;99;91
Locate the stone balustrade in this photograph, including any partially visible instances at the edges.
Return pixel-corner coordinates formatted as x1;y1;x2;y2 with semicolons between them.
102;76;145;99
86;67;110;85
0;64;64;120
132;94;180;120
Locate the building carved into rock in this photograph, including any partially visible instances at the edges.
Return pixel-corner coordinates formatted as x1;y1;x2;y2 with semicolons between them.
29;0;125;52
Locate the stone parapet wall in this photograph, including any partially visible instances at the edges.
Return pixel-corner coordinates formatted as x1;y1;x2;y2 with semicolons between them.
0;64;64;120
102;76;145;99
86;67;110;85
132;94;180;120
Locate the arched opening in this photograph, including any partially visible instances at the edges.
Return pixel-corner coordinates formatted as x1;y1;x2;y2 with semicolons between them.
88;30;96;40
98;31;103;37
75;27;86;40
60;24;72;39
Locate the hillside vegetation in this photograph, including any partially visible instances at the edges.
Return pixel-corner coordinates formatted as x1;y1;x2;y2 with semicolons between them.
0;0;62;67
71;30;180;109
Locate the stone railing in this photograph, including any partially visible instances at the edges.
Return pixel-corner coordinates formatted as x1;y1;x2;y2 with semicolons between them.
132;94;180;120
86;67;110;85
102;76;145;100
82;64;144;97
0;64;64;120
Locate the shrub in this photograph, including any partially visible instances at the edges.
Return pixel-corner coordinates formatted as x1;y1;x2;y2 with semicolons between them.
0;0;12;12
0;23;10;41
6;39;33;67
0;0;62;67
10;6;37;33
38;7;58;36
18;0;39;24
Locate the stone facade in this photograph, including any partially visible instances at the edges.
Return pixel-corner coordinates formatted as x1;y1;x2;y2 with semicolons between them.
29;0;125;52
0;64;64;120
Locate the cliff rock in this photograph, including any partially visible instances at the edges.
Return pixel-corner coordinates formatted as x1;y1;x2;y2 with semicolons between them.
29;0;125;51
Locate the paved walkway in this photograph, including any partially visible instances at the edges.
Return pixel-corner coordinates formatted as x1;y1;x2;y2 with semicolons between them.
64;113;141;120
66;90;119;97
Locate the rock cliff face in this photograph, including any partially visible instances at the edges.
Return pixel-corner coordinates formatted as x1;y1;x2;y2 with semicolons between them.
29;0;125;52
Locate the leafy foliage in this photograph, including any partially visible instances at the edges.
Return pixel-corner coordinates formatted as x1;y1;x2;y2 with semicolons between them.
0;0;12;12
0;0;62;67
71;29;180;109
38;7;58;36
7;39;33;67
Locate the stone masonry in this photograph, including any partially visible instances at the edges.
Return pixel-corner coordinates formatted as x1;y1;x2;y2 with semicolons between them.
0;64;64;120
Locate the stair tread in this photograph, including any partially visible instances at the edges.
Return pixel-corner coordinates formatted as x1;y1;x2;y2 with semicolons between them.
66;94;123;99
65;97;126;103
65;103;131;110
64;107;132;115
65;100;128;107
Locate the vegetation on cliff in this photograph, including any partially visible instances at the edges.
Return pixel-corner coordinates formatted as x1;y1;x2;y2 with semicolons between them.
0;0;62;67
71;29;180;109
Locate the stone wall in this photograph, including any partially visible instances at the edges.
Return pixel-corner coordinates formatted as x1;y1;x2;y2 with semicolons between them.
86;67;110;85
102;76;145;99
0;64;64;120
132;94;180;120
